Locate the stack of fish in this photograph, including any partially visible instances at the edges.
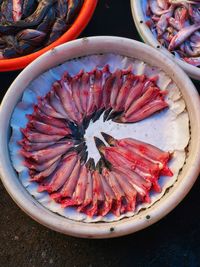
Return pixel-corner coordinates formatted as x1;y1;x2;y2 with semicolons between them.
19;65;173;217
146;0;200;66
0;0;83;59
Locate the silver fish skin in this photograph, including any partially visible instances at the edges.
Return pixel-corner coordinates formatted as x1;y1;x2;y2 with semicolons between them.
184;41;200;56
149;0;170;16
168;23;200;50
157;5;174;37
157;0;168;10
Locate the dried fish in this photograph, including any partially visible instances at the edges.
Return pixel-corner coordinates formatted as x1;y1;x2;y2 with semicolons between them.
16;29;46;46
18;66;173;218
146;0;200;66
47;18;67;45
20;127;66;143
0;0;84;58
1;0;14;22
22;0;37;19
38;151;78;193
20;142;74;163
66;0;83;25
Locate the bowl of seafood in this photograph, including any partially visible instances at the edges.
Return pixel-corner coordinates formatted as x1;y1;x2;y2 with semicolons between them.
0;0;97;71
0;36;200;238
131;0;200;80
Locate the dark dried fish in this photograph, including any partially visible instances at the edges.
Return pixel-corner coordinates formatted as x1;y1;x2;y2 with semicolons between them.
37;7;56;33
92;108;105;122
0;0;84;58
22;0;37;19
24;0;56;23
106;110;123;121
47;18;68;45
3;35;18;48
1;0;13;22
56;0;68;19
0;36;6;49
0;0;56;35
66;0;84;25
103;108;112;122
2;41;35;58
16;29;46;46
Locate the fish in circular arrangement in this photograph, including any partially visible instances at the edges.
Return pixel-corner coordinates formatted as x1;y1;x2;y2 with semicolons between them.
0;0;83;59
9;54;190;222
144;0;200;67
18;66;172;216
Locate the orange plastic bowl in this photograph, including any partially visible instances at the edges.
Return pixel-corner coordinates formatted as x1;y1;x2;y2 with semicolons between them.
0;0;98;72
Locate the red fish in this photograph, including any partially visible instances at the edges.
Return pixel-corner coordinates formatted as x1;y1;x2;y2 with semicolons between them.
38;151;77;193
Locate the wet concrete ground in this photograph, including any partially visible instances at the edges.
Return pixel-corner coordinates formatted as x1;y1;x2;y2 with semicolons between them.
1;1;200;266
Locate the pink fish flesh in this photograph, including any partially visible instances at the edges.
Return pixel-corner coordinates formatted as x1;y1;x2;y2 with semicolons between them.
31;107;68;129
56;73;82;124
110;69;123;109
24;155;61;172
20;128;65;143
85;170;105;217
59;159;81;199
125;86;167;118
112;170;137;212
20;141;74;163
61;164;88;208
77;169;93;212
30;158;60;182
38;151;77;193
114;73;135;111
71;71;85;115
27;120;71;136
119;99;168;123
98;174;115;216
102;167;125;217
37;97;66;119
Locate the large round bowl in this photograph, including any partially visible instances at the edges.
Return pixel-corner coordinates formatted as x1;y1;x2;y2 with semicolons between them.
130;0;200;81
0;36;200;238
0;0;97;72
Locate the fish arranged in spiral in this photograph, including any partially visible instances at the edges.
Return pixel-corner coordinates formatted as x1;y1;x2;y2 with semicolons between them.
0;0;83;59
145;0;200;66
19;64;173;218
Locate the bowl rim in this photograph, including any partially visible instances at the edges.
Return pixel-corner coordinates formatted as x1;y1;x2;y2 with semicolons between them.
0;36;200;239
0;0;97;72
130;0;200;81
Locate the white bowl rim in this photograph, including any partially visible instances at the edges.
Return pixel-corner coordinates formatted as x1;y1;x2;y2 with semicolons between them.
0;36;200;239
130;0;200;81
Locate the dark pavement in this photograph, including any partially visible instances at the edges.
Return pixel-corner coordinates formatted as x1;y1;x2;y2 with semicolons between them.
1;1;200;266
